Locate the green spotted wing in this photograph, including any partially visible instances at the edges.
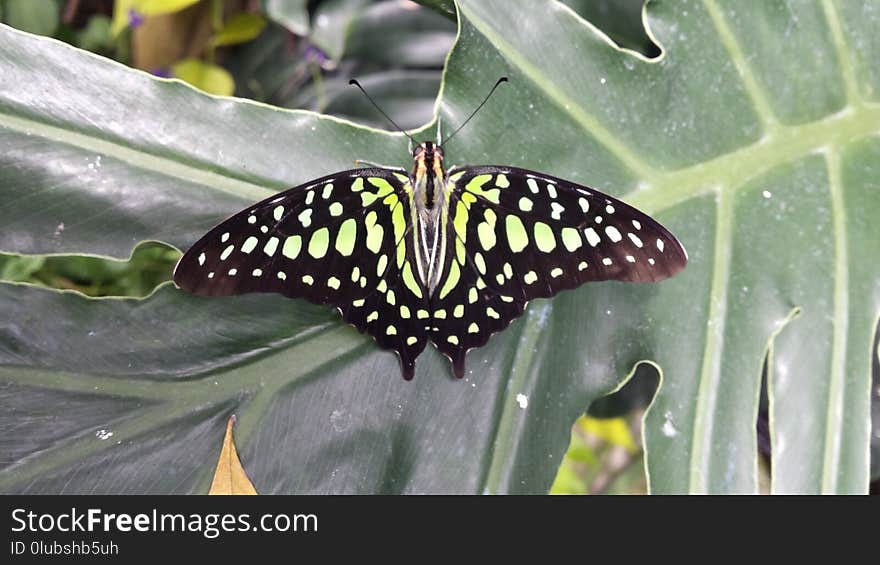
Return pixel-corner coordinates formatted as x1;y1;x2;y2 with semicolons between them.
173;168;431;380
429;166;688;377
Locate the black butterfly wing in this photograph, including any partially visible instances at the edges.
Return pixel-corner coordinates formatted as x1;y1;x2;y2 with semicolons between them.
173;168;430;379
429;166;687;377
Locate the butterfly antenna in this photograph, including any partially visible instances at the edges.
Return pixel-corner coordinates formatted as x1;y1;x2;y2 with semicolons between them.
441;76;508;147
349;78;418;146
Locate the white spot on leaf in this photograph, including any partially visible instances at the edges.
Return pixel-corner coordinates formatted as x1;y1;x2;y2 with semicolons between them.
662;411;678;437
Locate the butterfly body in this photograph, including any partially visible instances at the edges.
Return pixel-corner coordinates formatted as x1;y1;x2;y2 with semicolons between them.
174;141;687;381
410;141;449;294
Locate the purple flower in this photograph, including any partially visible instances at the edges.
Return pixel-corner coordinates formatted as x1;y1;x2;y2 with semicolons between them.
150;67;172;78
128;9;145;29
303;43;330;67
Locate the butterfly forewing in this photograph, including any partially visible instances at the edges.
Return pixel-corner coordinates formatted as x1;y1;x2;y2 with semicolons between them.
173;168;431;379
425;166;687;375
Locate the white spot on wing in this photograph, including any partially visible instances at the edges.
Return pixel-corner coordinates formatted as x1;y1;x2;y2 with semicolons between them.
516;393;528;409
526;178;539;194
578;197;589;213
605;226;622;242
628;233;643;247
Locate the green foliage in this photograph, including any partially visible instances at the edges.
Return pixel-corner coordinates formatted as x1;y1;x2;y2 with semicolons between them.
309;0;371;62
263;0;309;36
549;416;646;495
76;15;114;53
211;13;267;47
0;244;178;298
3;0;59;36
229;1;454;131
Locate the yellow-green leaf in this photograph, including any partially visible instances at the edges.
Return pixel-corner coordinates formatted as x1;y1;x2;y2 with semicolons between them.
579;417;638;454
138;0;201;16
209;416;258;495
112;0;201;36
211;13;267;47
172;58;234;96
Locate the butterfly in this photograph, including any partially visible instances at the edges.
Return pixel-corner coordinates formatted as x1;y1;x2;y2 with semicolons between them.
173;78;688;380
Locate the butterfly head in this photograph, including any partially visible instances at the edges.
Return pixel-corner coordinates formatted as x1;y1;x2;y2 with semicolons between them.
412;141;444;164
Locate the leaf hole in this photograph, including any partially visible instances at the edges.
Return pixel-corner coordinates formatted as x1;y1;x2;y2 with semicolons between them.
550;363;660;494
0;241;180;298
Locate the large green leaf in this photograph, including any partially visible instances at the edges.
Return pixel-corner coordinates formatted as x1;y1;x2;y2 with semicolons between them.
1;0;878;494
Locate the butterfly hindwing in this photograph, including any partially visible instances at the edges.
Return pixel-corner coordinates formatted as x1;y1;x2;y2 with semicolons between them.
427;242;526;377
427;166;688;376
173;168;430;378
337;214;431;380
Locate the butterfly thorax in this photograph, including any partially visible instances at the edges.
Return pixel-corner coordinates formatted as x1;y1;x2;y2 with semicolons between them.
410;141;450;294
411;141;446;210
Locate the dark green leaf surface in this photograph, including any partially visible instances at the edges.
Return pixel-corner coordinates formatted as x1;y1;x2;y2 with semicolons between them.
309;0;371;62
345;1;455;68
414;0;456;20
559;0;659;55
263;0;310;36
1;0;878;493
